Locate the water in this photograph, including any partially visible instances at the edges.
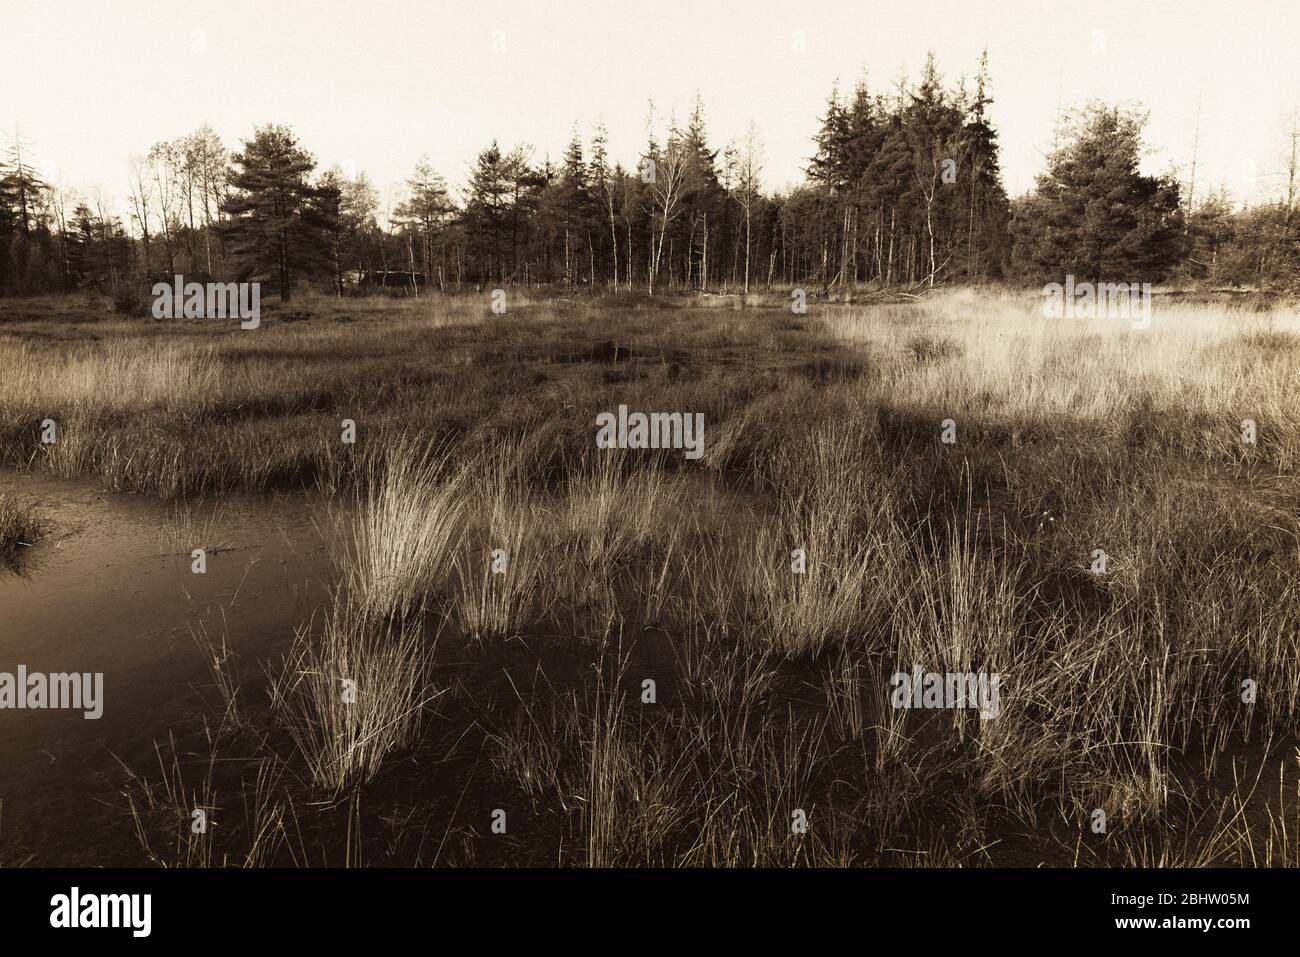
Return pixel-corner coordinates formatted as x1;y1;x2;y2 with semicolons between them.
0;471;337;865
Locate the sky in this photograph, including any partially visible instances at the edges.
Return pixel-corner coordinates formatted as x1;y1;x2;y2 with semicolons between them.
4;0;1299;225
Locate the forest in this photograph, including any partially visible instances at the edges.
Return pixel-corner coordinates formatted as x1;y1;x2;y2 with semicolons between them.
1;51;1298;303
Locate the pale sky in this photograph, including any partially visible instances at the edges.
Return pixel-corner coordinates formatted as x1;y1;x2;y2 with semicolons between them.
4;0;1299;225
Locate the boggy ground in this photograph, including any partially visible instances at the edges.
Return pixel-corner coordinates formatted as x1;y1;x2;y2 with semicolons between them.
0;287;1298;866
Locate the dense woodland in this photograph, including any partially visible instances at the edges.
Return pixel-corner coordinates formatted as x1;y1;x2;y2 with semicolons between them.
2;52;1298;302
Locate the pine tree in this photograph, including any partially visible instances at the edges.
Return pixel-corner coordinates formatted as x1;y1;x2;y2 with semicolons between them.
1011;102;1185;282
393;157;454;292
219;124;323;301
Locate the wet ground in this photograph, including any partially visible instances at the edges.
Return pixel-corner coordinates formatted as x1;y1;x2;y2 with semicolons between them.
1;470;1294;867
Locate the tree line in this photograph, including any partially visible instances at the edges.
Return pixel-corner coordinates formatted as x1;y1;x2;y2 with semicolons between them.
2;52;1298;301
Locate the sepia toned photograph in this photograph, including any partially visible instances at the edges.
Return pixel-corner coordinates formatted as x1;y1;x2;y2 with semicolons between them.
0;0;1296;936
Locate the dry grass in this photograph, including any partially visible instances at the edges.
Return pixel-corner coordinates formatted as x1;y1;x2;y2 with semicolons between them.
268;447;460;790
8;287;1298;866
0;488;43;556
272;604;438;791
